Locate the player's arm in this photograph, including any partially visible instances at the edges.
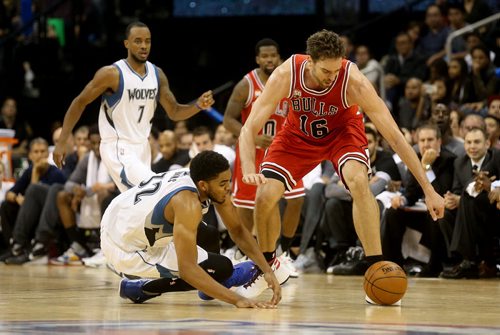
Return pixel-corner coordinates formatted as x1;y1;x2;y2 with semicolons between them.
156;67;214;121
239;59;291;183
170;191;243;306
347;64;444;220
223;78;249;137
214;199;281;305
53;66;118;168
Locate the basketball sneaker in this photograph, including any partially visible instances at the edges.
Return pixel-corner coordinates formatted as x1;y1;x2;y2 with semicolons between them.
278;252;299;278
119;278;161;303
198;260;257;300
233;257;290;298
49;247;86;266
365;295;401;306
82;249;107;268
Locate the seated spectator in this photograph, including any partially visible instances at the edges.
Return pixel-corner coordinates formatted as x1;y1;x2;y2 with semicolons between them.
440;128;499;278
384;32;427;117
415;77;450;125
0;138;67;263
429;103;466;157
152;130;190;173
355;45;385;99
447;58;475;108
461;45;499;115
463;0;493;35
449;109;464;140
459;114;486;140
398;77;422;130
214;124;237;148
0;97;33;159
464;31;496;70
178;132;193;151
484;115;500;149
190;126;235;169
383;124;456;277
447;4;469;61
416;4;450;66
50;125;115;265
487;95;500;119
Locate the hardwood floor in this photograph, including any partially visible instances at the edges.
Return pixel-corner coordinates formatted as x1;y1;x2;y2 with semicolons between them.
0;264;499;334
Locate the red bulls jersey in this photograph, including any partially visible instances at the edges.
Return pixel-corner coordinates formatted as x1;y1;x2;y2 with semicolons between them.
285;54;360;144
242;69;289;138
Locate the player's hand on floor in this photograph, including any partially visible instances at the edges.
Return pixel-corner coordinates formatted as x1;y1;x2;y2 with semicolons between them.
264;271;282;305
235;298;277;309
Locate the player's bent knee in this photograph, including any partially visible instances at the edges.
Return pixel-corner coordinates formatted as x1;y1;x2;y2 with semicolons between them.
199;253;233;282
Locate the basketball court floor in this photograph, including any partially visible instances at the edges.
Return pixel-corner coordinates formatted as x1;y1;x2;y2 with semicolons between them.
1;264;499;334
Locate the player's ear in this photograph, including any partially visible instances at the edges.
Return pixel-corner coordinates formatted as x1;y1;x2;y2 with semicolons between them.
198;181;208;193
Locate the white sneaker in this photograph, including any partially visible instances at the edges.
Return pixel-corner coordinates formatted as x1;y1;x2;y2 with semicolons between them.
365;294;401;306
49;247;85;266
82;249;106;268
278;252;299;278
233;257;290;298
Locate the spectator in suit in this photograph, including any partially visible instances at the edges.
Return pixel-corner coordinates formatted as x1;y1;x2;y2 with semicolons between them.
440;128;499;278
382;123;456;276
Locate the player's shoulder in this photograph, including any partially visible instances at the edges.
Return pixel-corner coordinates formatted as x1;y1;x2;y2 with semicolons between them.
95;64;120;80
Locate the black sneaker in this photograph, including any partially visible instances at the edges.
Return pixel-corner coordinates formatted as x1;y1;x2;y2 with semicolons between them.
5;252;30;265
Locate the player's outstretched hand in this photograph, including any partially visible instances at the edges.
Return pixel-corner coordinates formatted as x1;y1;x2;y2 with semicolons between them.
196;90;215;110
234;298;277;309
424;188;445;221
242;173;267;186
263;271;281;305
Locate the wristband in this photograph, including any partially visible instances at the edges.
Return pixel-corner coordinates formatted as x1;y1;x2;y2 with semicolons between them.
195;103;203;110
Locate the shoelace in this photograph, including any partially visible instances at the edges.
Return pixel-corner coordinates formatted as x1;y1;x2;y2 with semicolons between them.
242;267;263;289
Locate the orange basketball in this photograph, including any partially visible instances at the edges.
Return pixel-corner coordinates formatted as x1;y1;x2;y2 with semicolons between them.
363;261;407;305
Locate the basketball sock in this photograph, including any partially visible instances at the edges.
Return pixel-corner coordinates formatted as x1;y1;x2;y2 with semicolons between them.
365;255;384;266
143;278;193;294
279;236;293;255
263;251;276;263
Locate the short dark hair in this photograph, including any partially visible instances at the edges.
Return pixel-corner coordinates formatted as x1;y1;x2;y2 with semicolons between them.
465;126;488;140
125;21;148;39
29;137;49;151
190;151;229;184
255;38;279;56
365;126;379;139
417;123;442;139
192;126;214;140
306;30;345;62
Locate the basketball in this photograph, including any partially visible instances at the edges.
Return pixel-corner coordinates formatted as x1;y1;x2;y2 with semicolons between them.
363;261;407;305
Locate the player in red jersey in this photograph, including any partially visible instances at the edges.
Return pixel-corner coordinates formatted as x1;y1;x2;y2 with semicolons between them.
223;39;304;271
237;30;444;300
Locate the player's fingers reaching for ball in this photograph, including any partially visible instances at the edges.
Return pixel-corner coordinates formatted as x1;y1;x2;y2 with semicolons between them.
256;302;277;309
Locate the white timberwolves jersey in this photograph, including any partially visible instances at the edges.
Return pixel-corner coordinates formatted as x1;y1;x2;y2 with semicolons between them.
99;59;159;144
102;169;210;252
